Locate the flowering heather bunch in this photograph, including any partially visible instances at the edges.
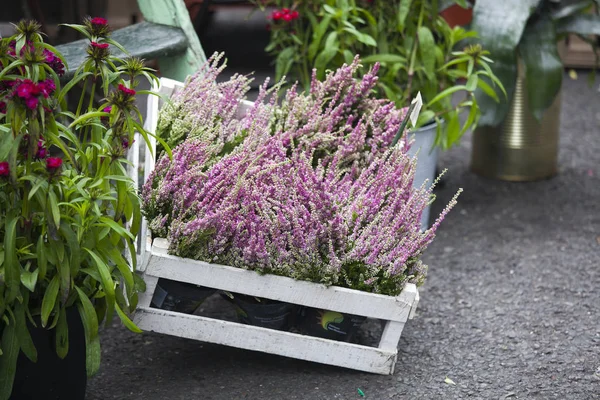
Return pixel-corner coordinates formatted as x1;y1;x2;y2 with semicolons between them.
156;53;253;155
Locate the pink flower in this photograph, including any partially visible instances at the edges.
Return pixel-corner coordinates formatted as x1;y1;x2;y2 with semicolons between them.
91;17;108;26
25;96;39;110
271;10;283;20
15;80;39;99
0;162;9;177
90;41;109;49
282;13;293;22
38;79;56;98
290;10;299;20
36;140;47;159
118;84;136;96
282;8;290;14
0;101;5;114
46;157;63;171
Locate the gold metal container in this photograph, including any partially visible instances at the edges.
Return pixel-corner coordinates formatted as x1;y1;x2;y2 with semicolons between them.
470;76;561;181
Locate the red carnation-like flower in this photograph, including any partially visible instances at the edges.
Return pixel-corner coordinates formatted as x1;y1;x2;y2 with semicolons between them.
15;79;40;99
118;84;136;96
46;157;63;171
36;140;47;159
38;79;56;98
91;17;108;26
272;10;283;20
90;41;109;49
283;13;293;22
290;10;299;20
0;101;6;114
25;97;39;110
0;161;9;177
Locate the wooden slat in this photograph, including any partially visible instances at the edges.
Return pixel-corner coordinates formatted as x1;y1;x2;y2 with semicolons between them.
134;306;397;375
146;239;418;322
56;21;189;79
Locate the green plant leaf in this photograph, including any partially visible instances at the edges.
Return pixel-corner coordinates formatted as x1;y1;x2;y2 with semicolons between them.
466;74;479;91
84;248;115;325
0;320;19;400
41;275;60;327
361;54;406;64
55;308;69;359
309;14;333;61
115;302;142;333
76;301;101;377
20;269;39;292
3;210;21;302
48;189;61;228
417;26;436;79
275;47;296;82
471;0;542;126
426;85;468;107
519;13;564;121
398;0;414;31
15;301;37;363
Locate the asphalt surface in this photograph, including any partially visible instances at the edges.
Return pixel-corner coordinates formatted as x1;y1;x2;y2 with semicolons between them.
87;8;600;400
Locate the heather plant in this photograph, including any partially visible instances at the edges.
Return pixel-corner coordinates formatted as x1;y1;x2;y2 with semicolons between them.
143;58;461;296
0;18;157;397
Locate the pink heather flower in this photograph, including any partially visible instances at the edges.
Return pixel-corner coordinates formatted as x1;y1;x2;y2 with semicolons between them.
91;17;108;26
46;157;63;171
118;84;136;96
0;162;9;177
25;96;39;110
90;41;109;49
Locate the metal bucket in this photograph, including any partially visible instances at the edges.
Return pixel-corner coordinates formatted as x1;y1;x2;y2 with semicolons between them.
406;122;439;231
471;75;561;181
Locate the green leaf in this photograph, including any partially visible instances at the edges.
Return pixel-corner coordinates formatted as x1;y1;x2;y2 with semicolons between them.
15;301;37;363
308;14;333;61
471;0;542;126
466;74;479;91
417;27;436;79
84;248;115;325
3;210;21;302
314;32;339;76
0;131;15;161
115;302;142;333
48;189;61;228
476;77;500;102
519;13;564;121
398;0;414;31
426;85;468;107
361;54;406;64
55;308;69;359
0;320;19;399
37;236;47;281
275;47;296;82
20;269;39;292
76;302;101;377
41;275;60;327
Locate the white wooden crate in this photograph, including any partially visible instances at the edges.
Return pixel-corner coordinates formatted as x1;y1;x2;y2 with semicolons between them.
132;78;420;375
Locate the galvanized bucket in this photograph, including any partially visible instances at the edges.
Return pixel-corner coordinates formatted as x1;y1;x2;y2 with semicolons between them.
471;75;561;181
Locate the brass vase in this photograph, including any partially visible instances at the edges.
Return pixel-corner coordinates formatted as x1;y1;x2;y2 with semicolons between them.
470;76;561;181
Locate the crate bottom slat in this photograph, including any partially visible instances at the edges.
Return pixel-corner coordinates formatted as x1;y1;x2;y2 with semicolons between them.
134;306;399;375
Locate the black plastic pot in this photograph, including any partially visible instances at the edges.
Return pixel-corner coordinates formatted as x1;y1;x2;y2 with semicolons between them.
297;307;366;342
10;307;87;400
151;278;216;314
227;294;295;331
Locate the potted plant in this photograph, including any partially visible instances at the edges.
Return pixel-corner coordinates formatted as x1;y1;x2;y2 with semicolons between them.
470;0;600;180
0;18;154;399
252;0;502;228
142;56;461;339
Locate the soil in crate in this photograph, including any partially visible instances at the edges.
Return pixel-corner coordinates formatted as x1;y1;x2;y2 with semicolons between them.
297;307;367;342
151;278;216;314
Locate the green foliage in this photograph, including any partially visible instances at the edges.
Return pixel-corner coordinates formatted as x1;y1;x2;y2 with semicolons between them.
471;0;600;126
254;0;505;149
0;18;157;398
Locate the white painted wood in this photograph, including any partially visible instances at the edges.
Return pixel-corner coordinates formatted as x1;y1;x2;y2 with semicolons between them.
137;274;159;309
147;239;417;322
135;306;397;375
378;321;406;352
409;290;420;320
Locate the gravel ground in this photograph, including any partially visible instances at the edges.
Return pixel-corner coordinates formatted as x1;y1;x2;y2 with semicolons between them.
87;9;600;400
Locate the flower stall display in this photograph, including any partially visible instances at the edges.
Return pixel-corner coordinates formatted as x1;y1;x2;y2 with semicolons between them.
133;56;460;374
0;19;156;399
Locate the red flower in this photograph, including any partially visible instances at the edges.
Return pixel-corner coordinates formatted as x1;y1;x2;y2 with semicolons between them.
118;84;136;96
15;80;40;99
38;79;56;98
282;13;293;22
36;140;47;159
282;8;290;14
0;101;5;114
25;97;39;110
46;157;63;171
91;17;108;26
0;162;9;177
90;41;109;49
272;10;283;20
290;10;299;20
